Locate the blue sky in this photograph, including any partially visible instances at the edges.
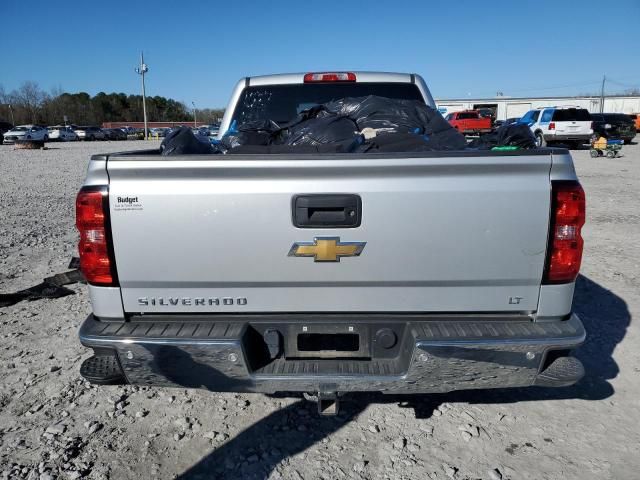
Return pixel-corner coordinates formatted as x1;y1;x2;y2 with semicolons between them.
2;0;639;108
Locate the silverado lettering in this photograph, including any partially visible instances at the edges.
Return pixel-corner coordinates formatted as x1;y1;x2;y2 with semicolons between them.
137;297;248;306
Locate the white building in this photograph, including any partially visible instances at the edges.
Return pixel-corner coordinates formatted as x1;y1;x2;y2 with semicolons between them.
435;95;640;121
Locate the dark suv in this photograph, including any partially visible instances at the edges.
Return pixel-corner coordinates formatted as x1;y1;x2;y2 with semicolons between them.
591;113;636;144
75;126;106;141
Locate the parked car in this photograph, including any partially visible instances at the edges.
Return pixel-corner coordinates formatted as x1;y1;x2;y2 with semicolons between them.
198;126;221;137
75;126;106;141
76;71;587;414
0;121;13;136
519;107;592;148
445;110;492;135
114;126;140;140
132;128;145;140
2;125;48;144
149;128;168;138
47;125;78;142
193;126;216;139
194;126;221;137
207;124;220;137
101;128;113;140
590;113;636;144
103;128;127;141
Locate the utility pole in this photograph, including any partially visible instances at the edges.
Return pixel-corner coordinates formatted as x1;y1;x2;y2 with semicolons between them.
600;75;606;113
135;52;149;139
8;104;15;125
192;101;197;128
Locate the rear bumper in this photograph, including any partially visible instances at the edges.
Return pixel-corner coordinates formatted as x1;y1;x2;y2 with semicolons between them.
79;313;585;394
544;133;592;142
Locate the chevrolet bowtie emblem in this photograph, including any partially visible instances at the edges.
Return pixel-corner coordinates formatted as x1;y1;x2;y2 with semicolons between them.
288;237;366;262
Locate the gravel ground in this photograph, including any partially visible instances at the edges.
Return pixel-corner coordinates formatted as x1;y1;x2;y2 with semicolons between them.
1;139;639;480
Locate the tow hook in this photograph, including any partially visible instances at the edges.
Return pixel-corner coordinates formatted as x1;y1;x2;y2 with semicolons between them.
317;391;339;416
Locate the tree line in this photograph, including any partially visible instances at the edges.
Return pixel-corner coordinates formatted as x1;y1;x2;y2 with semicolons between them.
0;81;225;126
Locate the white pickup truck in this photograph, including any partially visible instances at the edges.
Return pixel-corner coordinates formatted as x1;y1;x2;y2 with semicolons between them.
76;72;586;414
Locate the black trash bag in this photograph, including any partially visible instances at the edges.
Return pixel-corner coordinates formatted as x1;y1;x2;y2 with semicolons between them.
467;123;537;150
356;133;424;152
227;137;363;155
160;126;216;155
283;115;361;146
321;96;466;150
323;95;418;132
277;104;327;130
227;144;319;154
221;119;283;149
358;131;462;153
415;128;468;151
314;137;364;153
323;95;451;131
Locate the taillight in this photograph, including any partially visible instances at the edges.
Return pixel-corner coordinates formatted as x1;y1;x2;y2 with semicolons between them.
303;72;356;83
543;181;585;284
76;188;117;286
549;122;555;130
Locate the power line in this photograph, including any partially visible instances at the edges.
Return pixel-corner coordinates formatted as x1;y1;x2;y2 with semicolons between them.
606;78;640;89
602;74;640;83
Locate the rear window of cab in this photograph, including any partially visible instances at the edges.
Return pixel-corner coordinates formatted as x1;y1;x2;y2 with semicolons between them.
232;83;424;125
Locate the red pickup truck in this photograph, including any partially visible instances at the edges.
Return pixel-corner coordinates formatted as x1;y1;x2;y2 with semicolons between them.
445;110;492;135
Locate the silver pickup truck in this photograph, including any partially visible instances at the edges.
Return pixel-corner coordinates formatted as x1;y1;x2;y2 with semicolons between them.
77;72;586;414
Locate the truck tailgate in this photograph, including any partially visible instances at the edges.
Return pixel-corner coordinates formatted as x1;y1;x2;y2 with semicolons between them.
106;153;552;314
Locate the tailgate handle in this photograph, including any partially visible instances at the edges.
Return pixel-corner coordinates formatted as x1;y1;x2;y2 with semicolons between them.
293;194;361;228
